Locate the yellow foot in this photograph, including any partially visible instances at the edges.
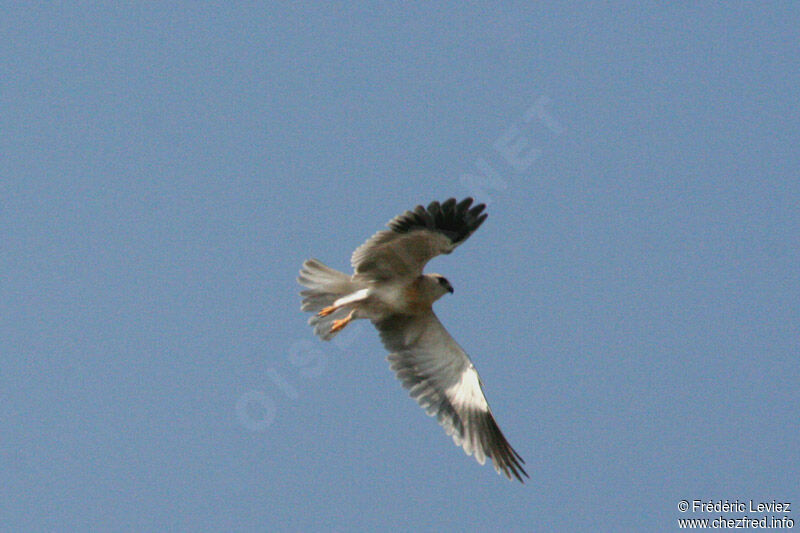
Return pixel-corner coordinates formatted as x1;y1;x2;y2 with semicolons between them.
329;311;354;334
318;305;336;317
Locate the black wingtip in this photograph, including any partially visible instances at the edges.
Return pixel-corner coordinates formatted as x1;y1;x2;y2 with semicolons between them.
387;198;487;245
482;412;529;483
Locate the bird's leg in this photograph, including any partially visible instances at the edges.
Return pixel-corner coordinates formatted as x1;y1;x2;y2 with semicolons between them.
329;309;355;334
318;304;339;317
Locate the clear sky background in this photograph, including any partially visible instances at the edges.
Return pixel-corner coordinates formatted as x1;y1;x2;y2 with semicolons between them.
2;3;799;531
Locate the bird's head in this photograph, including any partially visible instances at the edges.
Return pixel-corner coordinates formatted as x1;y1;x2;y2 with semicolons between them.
424;273;454;300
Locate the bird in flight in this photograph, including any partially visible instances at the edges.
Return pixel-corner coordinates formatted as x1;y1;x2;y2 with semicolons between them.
297;198;528;482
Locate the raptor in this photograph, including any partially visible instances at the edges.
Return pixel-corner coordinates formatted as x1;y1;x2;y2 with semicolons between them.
298;198;528;482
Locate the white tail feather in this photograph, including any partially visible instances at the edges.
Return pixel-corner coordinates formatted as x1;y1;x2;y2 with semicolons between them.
298;259;361;340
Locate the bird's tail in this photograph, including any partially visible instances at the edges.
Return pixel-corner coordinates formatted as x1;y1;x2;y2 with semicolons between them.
297;258;359;340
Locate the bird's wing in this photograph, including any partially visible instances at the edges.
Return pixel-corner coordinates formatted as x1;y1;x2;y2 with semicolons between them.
351;198;487;282
374;310;528;482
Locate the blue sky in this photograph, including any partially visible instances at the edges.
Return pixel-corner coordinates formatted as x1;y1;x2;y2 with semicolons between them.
2;3;799;531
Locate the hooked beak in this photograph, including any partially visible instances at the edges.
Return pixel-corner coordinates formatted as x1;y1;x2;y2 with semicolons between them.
447;286;454;294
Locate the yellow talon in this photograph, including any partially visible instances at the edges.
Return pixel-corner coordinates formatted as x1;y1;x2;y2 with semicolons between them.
329;310;355;333
318;305;336;317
